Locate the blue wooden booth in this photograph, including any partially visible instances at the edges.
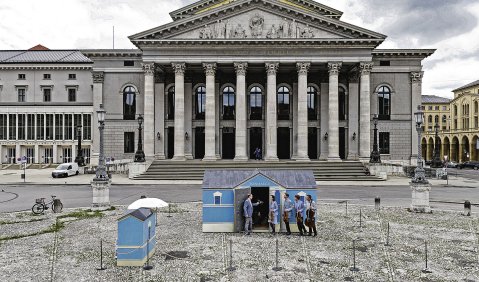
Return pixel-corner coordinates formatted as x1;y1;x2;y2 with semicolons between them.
202;170;317;233
116;208;156;266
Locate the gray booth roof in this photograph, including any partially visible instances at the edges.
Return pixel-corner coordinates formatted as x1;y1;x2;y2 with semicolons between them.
202;169;317;189
119;208;153;221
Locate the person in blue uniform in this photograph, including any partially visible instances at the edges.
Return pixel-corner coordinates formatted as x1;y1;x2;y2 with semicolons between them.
243;193;261;235
268;195;278;234
294;194;307;236
282;193;293;235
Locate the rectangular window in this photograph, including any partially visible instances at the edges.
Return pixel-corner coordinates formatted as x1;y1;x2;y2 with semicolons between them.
442;106;447;111
43;74;51;80
27;114;35;140
43;88;51;102
68;74;76;80
214;195;221;205
434;106;439;110
55;114;63;140
45;114;53;140
18;88;26;102
428;106;433;110
124;60;134;66
82;114;91;140
74;114;81;139
379;132;390;154
68;88;76;102
64;114;73;139
475;117;478;128
18;74;25;80
124;132;135;153
18;114;26;140
0;114;6;140
8;114;16;140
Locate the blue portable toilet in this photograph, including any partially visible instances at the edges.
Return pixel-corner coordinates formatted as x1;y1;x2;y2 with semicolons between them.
117;208;156;266
202;169;317;233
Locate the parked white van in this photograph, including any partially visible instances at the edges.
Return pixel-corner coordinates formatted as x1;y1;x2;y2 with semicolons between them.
52;163;79;178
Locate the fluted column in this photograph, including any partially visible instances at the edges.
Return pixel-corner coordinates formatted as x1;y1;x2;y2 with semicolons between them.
296;62;310;160
359;62;373;160
328;62;342;161
234;62;248;161
143;63;155;159
203;63;218;161
410;71;423;165
265;62;279;161
172;63;186;160
91;71;104;166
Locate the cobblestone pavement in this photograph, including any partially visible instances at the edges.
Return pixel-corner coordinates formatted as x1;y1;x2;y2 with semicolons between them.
0;203;478;281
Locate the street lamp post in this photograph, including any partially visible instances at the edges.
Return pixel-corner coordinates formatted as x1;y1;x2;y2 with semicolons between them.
94;105;108;181
91;104;110;210
134;114;146;163
413;106;428;184
431;123;442;168
74;125;85;167
370;114;381;163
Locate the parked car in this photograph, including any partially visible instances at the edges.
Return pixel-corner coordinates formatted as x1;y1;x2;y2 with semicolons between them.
457;161;479;170
446;161;458;168
52;163;79;178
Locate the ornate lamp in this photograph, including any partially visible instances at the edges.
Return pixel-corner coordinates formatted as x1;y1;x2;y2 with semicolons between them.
412;106;428;183
134;114;146;163
370;114;381;163
94;105;108;181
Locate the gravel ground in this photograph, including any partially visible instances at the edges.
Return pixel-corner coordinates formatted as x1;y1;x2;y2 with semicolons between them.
0;203;478;281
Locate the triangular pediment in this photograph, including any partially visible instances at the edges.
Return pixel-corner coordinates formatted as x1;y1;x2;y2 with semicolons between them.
129;0;386;45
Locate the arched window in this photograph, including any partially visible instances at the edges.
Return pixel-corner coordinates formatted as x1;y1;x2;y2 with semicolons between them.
277;86;290;120
249;86;262;120
167;86;175;120
338;86;347;121
307;86;318;120
222;86;235;120
474;101;478;114
378;86;391;120
434;115;439;124
123;86;136;120
195;86;206;120
454;105;458;116
428;115;432;123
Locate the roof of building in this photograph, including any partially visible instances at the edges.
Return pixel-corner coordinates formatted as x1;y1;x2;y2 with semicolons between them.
0;50;92;64
422;95;451;104
28;44;50;51
202;170;317;189
119;208;153;221
452;79;479;92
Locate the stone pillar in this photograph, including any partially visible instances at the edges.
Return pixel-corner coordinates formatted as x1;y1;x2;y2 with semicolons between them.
172;63;186;160
203;63;218;161
234;62;248;161
91;72;104;166
34;144;39;164
265;62;279;161
359;62;373;161
348;71;360;160
53;144;58;163
410;181;432;213
296;62;310;160
143;63;155;159
410;72;424;165
327;62;342;161
91;179;111;210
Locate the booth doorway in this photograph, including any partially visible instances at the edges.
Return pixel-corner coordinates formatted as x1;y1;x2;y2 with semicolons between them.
222;127;235;159
194;127;205;159
277;127;290;159
251;187;270;230
249;127;263;159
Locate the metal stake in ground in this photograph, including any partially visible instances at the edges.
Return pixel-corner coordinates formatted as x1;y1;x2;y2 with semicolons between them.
350;239;359;272
97;239;106;270
385;222;390;246
167;204;172;218
226;238;236;271
464;201;471;216
422;240;432;273
143;224;153;270
375;197;380;211
272;237;282;271
359;209;362;228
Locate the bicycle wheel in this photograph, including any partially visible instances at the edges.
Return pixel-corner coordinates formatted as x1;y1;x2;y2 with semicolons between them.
32;204;45;214
53;202;63;213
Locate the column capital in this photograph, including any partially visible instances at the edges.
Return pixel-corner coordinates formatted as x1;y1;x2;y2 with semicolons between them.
142;63;155;76
92;71;104;83
327;62;342;75
410;71;424;83
234;62;248;76
203;63;217;76
265;62;279;75
171;63;186;75
359;62;374;75
296;62;311;75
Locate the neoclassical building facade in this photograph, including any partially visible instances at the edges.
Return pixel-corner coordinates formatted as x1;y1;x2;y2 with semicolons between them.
1;0;435;165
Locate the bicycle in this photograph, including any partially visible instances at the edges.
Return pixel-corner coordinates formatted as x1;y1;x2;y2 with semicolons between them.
32;195;63;215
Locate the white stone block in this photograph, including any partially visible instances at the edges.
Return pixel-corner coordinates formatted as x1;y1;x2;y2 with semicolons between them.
410;182;432;213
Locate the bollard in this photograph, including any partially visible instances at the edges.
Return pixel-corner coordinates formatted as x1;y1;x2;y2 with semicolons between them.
143;226;153;270
346;201;348;217
375;197;380;211
464;201;471;216
350;239;359;272
226;238;236;271
421;240;432;273
359;209;362;228
385;222;390;246
97;239;106;270
272;238;282;271
167;204;172;218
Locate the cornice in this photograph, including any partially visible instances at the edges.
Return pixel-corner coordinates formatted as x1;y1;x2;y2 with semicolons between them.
81;49;142;58
373;49;436;59
0;65;92;70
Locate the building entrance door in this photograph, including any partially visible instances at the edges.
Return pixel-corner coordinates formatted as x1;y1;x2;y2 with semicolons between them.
167;127;174;159
277;127;290;159
339;127;346;160
7;148;16;164
222;127;235;159
44;148;53;164
249;127;263;159
194;127;205;159
63;147;72;163
308;127;318;159
26;147;34;163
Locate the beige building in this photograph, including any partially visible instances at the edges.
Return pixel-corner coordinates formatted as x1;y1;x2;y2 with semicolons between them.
422;80;479;163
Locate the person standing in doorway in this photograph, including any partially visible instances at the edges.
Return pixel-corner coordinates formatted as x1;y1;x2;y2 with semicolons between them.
243;194;261;235
268;195;279;234
294;195;307;236
283;193;293;235
305;194;317;237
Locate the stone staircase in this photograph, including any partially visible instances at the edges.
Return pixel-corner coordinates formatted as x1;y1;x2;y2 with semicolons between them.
133;160;384;181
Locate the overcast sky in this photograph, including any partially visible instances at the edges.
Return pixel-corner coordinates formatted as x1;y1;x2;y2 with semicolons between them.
1;0;478;98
